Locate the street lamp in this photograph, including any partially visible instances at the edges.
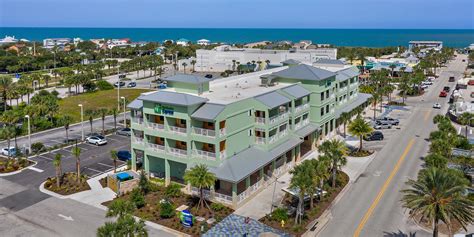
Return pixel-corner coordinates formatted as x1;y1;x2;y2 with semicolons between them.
269;175;285;215
24;115;31;155
117;67;121;111
78;104;84;141
121;96;126;128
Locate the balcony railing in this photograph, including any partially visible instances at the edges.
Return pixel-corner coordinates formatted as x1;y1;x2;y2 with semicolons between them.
192;127;216;137
146;121;165;130
295;119;310;130
294;103;310;113
169;125;187;135
268;135;278;144
269;112;289;124
190;187;232;205
220;150;226;159
131;117;143;124
146;143;165;153
255;117;265;125
169;147;188;157
132;137;144;145
219;128;226;136
238;179;264;203
256;137;265;144
194;149;217;160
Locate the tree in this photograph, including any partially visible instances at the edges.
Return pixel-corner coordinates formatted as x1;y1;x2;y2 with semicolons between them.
110;108;118;130
339;112;351;138
71;145;81;183
424;153;448;169
181;62;187;74
0;75;13;111
318;139;348;188
457;112;473;138
183;164;216;210
401;168;474;237
348;116;374;152
59;115;73;144
53;153;62;188
97;199;148;237
97;108;108;134
85;109;97;133
309;158;330;206
0;126;16;159
289;163;312;224
110;150;118;173
190;60;196;72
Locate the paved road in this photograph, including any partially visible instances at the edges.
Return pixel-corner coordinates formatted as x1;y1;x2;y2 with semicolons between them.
317;53;468;237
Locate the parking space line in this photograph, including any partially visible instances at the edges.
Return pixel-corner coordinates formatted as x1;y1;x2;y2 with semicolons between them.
28;166;44;173
86;167;103;173
98;162;113;168
38;155;53;161
107;137;120;142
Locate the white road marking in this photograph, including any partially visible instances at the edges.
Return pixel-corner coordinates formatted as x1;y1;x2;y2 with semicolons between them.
98;162;113;168
86;167;103;173
39;155;53;161
57;214;74;221
28;166;44;172
470;129;472;135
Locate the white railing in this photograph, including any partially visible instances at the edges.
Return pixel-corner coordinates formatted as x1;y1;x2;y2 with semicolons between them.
146;122;165;130
146;143;165;153
256;137;266;144
269;112;289;124
194;149;217;160
214;192;233;204
294;103;310;113
132;137;144;145
169;147;187;157
192;127;216;137
238;180;263;203
279;130;288;138
169;125;187;134
268;135;278;144
255;117;266;124
132;117;143;124
220;150;226;159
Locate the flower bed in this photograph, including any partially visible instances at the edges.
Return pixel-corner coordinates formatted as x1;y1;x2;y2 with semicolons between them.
349;150;374;157
0;157;33;173
260;172;349;236
44;173;91;195
104;183;233;236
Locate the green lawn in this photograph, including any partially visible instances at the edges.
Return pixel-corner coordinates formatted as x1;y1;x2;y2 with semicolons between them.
58;89;150;123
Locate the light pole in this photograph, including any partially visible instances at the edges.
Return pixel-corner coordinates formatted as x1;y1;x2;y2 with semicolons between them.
24;115;31;155
78;104;84;141
269;175;285;215
121;96;126;127
117;67;121;111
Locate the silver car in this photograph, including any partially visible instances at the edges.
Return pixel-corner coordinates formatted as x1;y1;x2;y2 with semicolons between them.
86;135;107;146
373;121;392;129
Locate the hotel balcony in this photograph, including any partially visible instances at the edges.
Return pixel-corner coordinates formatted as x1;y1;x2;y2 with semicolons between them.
169;125;187;135
132;137;145;145
294;103;310;114
269;111;289;125
294;119;310;130
192;127;216;137
193;149;217;160
131;117;143;124
255;136;265;145
146;142;166;153
145;121;165;130
169;147;188;157
255;117;266;125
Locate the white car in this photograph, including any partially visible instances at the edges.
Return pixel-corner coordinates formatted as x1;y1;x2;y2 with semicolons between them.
423;81;433;85
433;103;441;109
86;135;107;145
420;84;429;89
1;147;16;156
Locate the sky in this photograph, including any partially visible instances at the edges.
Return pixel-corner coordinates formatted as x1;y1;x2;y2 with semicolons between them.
1;0;473;29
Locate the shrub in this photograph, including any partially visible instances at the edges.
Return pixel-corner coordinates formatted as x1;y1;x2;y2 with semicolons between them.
31;142;45;154
270;208;288;222
210;203;225;212
159;202;175;218
164;183;182;198
96;80;114;90
130;189;145;208
138;171;150;194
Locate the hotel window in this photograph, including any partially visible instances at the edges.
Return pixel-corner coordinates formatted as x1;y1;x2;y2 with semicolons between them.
320;92;324;101
320;108;324;116
325;91;329;99
248;129;253;136
350;91;353;96
326;105;329;113
248;110;252;116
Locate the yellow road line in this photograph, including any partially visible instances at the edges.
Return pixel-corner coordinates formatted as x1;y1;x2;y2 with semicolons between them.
423;110;431;122
353;139;416;237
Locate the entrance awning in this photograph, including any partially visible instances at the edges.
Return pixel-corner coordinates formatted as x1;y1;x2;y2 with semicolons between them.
295;123;320;138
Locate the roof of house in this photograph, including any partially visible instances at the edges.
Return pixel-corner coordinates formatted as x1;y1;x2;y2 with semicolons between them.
127;99;143;110
255;91;291;108
334;93;372;117
139;91;208;106
281;84;311;99
314;58;345;65
336;67;360;81
295;123;321;138
273;64;336;81
191;103;226;121
281;59;301;65
209;137;303;182
164;74;213;85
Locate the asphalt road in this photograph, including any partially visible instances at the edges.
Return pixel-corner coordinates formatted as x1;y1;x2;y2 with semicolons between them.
317;53;468;237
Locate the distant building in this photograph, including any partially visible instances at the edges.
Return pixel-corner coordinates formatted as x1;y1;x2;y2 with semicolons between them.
294;40;313;49
176;38;190;46
0;35;18;45
409;41;443;51
244;41;271;48
197;39;211;46
195;45;338;72
43;38;72;49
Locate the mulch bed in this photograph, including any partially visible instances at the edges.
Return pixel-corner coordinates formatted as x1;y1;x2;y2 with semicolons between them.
103;183;233;236
0;157;33;173
44;172;91;195
99;177;107;188
349;150;374;157
414;213;464;236
260;172;349;236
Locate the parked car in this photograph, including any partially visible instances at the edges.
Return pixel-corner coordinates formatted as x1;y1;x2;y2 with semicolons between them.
373;121;392;129
1;147;16;156
376;117;399;126
439;91;448;97
443;86;450;92
114;81;126;87
116;127;131;136
117;150;131;161
204;74;213;79
420;84;429;89
364;131;384;141
86;135;107;145
449;76;455;82
432;103;441;109
422;81;433;85
427;76;435;81
127;82;137;88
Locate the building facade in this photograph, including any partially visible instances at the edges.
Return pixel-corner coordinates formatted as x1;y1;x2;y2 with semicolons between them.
128;63;369;208
194;45;338;72
408;41;443;51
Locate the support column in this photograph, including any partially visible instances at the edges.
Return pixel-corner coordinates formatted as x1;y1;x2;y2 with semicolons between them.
311;132;317;150
144;154;150;175
296;145;301;162
210;184;216;199
232;183;238;207
165;159;170;186
131;149;137;171
245;176;250;189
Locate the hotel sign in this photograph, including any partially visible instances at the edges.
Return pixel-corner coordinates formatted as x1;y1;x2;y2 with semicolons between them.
154;104;174;115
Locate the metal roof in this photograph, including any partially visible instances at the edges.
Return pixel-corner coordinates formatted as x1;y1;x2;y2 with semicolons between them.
295;123;320;138
255;91;291;108
164;74;213;85
191;103;225;121
209;137;303;182
334;93;372;118
139;91;208;106
281;59;301;65
273;64;336;81
336;67;360;81
281;84;311;99
314;58;345;65
127;99;143;110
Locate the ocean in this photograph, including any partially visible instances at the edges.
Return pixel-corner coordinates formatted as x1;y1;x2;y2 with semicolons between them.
0;28;473;48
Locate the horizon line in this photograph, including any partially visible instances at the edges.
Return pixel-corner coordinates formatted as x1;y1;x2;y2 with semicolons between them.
1;26;473;30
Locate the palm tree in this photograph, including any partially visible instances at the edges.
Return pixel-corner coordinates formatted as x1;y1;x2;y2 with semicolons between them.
110;150;118;173
0;126;16;159
85;109;96;133
309;158;330;206
190;60;196;72
181;62;187;74
0;75;13;111
183;164;216;210
348;116;374;152
71;145;81;182
318;139;348;188
401;168;474;237
53;153;62;188
59;115;73;144
98;199;148;237
97;108;108;134
110;108;118;130
289;163;312;224
339;112;351;138
457;112;473;138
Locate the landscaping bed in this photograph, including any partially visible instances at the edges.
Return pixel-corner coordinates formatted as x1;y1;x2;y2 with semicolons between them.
387;101;406;106
99;177;108;188
0;157;33;173
104;182;233;236
260;172;349;236
349;150;374;157
44;172;91;195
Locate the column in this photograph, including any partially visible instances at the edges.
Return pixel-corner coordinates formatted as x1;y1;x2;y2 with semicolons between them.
296;145;301;162
144;154;150;175
165;159;170;186
311;132;317;150
232;183;238;207
131;149;137;171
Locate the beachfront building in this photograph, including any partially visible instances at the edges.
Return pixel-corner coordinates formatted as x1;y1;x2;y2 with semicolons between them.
0;36;19;45
176;38;190;46
194;45;338;72
197;39;211;46
43;38;72;49
409;41;443;51
127;62;370;208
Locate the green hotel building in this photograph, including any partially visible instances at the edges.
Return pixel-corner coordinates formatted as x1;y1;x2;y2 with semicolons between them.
128;60;370;208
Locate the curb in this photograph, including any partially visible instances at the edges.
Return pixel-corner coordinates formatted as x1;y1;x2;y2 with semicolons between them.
0;160;38;177
38;181;71;199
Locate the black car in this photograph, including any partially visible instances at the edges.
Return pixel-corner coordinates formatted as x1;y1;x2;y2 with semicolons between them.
443;86;450;92
364;131;384;141
204;74;213;79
